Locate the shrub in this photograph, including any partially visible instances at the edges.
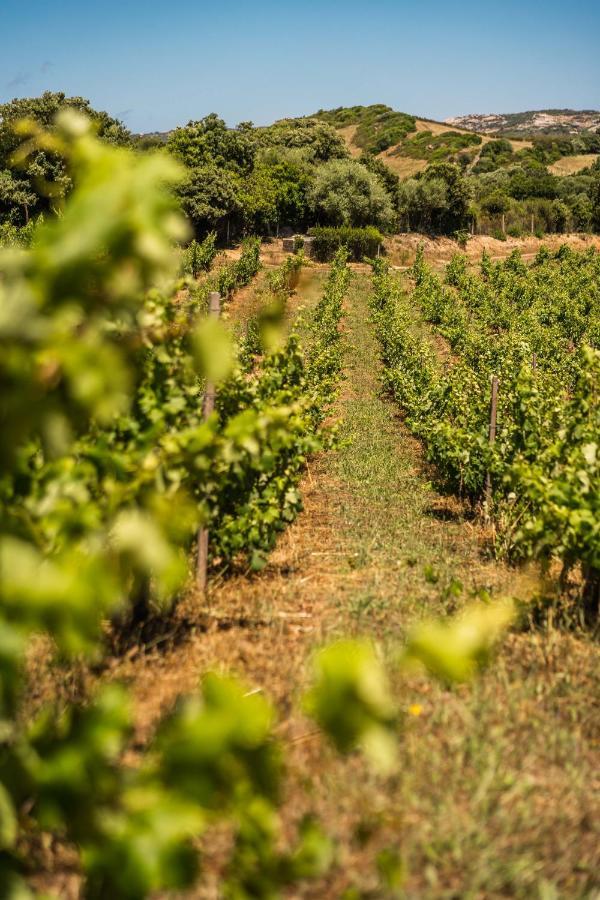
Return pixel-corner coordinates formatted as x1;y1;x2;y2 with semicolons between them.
181;231;218;277
309;159;395;230
454;229;469;248
0;218;38;248
309;226;384;261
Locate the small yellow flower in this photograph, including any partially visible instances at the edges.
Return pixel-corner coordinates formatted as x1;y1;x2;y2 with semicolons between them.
408;703;423;717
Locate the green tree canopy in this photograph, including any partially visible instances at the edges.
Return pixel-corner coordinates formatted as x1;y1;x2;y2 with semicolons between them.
239;149;313;233
176;164;242;234
360;151;401;208
399;164;470;234
481;190;510;216
0;169;37;222
422;163;471;233
398;176;448;232
309;159;395;229
0;91;131;148
508;163;558;200
591;174;600;232
167;114;256;173
258;117;349;162
570;193;593;231
0;91;130;223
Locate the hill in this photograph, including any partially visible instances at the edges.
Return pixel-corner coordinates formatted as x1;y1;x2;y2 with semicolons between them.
310;104;533;176
446;109;600;136
312;104;417;154
306;104;600;183
135;105;599;181
2;96;599;249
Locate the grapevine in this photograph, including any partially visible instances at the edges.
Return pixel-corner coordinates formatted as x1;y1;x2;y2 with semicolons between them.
370;246;600;617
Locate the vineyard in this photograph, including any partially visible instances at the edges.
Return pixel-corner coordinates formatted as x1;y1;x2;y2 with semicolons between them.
370;246;600;618
0;114;599;899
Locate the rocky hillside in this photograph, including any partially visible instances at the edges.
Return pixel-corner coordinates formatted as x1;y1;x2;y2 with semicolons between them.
446;109;600;136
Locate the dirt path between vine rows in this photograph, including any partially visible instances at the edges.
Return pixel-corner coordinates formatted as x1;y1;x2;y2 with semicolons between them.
111;271;600;897
124;270;528;739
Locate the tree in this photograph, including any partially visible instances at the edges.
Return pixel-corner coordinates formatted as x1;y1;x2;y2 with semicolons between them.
398;164;471;235
398;177;448;233
177;165;242;237
241;150;313;234
309;159;395;230
509;163;557;201
259;117;349;162
569;194;592;232
360;152;401;215
167;114;256;173
591;174;600;232
471;169;511;202
168;120;319;239
237;162;279;234
0;92;131;150
0;169;37;223
550;199;570;233
481;191;510;217
472;139;514;174
0;92;130;220
422;163;471;233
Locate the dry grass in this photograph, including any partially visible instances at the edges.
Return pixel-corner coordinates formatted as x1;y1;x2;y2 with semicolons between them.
377;151;428;178
222;267;270;323
548;153;598;176
509;137;533;151
414;117;474;136
337;124;362;157
384;232;600;271
414;119;532;152
334;112;535;182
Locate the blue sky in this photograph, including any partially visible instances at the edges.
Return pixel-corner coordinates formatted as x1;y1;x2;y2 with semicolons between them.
1;0;599;133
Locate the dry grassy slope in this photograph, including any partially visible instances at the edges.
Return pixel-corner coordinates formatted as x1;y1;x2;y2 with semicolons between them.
336;124;362;158
548;153;598;175
335;116;532;178
414;117;532;151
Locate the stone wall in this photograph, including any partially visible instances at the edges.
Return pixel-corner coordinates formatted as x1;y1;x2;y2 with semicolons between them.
282;235;316;258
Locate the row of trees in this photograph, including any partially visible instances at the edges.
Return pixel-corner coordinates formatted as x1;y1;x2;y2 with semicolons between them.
400;160;600;237
169;116;600;240
166;113;398;237
1;92;600;242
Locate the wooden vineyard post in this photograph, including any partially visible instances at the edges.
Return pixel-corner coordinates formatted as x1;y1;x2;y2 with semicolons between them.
197;291;221;593
531;352;537;371
484;375;499;521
